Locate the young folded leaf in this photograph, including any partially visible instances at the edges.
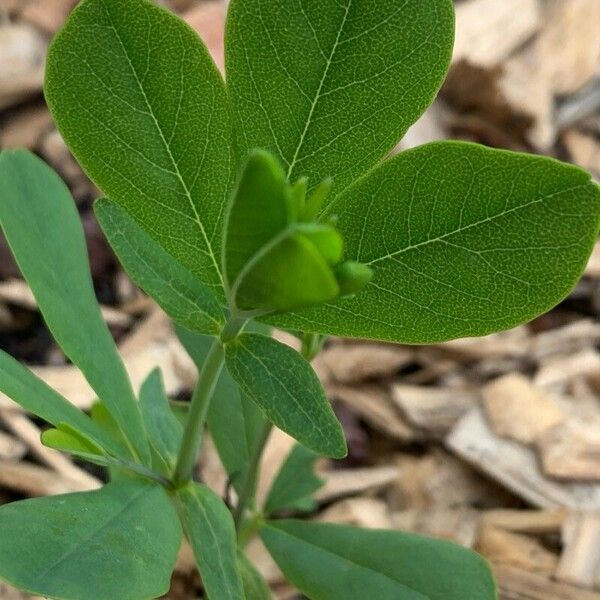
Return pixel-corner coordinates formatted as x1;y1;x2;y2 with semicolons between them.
45;0;234;295
176;483;245;600
265;444;325;515
224;333;347;458
272;142;600;343
0;150;149;464
0;480;182;600
226;0;455;194
96;199;225;336
262;520;496;600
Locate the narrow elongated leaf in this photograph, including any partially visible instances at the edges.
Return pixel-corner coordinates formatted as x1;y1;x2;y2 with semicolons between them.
176;483;245;600
265;444;324;514
0;480;182;600
139;369;183;469
45;0;233;295
96;199;224;335
176;326;267;494
226;0;454;194
0;150;148;462
0;349;128;459
224;333;346;458
237;551;273;600
262;520;496;600
272;142;600;343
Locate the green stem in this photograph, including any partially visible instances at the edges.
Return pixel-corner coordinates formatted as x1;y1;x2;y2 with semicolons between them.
172;337;225;487
233;419;273;532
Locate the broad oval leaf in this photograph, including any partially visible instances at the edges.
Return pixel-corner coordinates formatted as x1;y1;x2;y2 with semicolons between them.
0;480;182;600
96;199;225;336
176;325;268;495
261;519;496;600
224;333;346;458
176;483;245;600
45;0;233;295
226;0;455;194
271;142;600;343
0;150;149;463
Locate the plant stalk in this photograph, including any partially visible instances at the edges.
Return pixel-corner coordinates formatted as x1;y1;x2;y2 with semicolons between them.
172;337;225;487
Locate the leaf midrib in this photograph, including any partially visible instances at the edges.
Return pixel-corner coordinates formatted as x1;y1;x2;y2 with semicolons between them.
100;1;224;288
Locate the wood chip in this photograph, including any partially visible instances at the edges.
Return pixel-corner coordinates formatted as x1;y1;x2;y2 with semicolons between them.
453;0;540;68
317;498;392;529
585;242;600;278
531;319;600;360
482;374;566;445
392;384;477;437
0;103;52;149
535;348;600;389
557;513;600;590
495;564;600;600
19;0;77;35
447;408;600;510
183;2;225;72
482;508;568;535
318;343;413;384
564;129;600;179
477;525;558;575
536;420;600;482
328;384;416;442
0;430;26;461
314;465;400;504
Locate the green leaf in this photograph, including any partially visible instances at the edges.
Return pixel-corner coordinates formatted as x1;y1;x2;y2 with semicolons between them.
224;150;292;289
265;444;324;515
176;326;267;495
0;150;148;463
95;199;225;336
224;333;346;458
261;520;496;600
42;424;106;464
237;551;273;600
139;369;183;470
226;0;454;194
0;349;128;459
176;483;245;600
45;0;233;295
0;480;182;600
272;142;600;343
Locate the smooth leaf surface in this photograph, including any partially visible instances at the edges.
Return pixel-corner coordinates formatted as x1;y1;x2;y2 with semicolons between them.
226;0;454;194
272;142;600;343
0;150;148;462
176;326;267;494
0;349;127;458
265;444;324;514
46;0;233;295
262;520;496;600
237;551;273;600
176;483;245;600
96;199;224;335
139;369;183;469
224;333;346;458
0;480;182;600
224;150;291;289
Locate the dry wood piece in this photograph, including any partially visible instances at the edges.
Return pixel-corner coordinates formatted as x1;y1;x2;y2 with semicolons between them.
482;508;568;535
317;498;392;530
564;129;600;179
539;0;600;95
447;408;600;510
453;0;540;68
531;319;600;361
495;564;600;600
318;343;413;384
557;513;600;590
314;465;400;504
476;525;558;575
482;373;566;445
19;0;77;35
327;384;416;442
535;348;600;389
183;1;225;72
585;242;600;278
256;428;296;507
0;24;46;110
0;581;31;600
536;420;600;482
392;384;477;437
0;103;52;149
0;430;26;461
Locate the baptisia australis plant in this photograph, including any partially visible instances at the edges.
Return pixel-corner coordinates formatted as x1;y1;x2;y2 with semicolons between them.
0;0;598;598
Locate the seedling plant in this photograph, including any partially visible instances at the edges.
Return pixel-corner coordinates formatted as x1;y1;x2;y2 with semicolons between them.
0;0;598;598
